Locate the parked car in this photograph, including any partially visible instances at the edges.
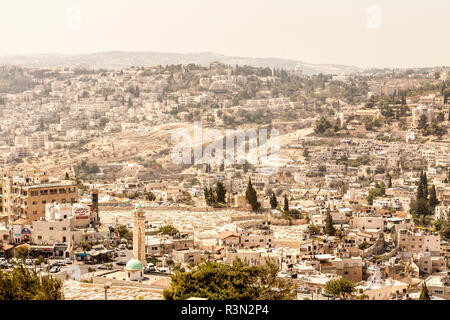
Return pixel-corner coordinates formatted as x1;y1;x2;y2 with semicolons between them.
321;290;335;298
157;267;169;273
50;266;60;273
65;258;72;264
119;251;126;257
0;264;9;269
297;287;310;294
146;263;156;272
116;260;127;266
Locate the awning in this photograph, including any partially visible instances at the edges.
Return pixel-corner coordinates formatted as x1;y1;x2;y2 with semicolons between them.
30;246;53;251
2;244;14;251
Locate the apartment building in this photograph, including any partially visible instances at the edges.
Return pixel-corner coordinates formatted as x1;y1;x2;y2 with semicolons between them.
2;175;78;224
239;230;273;249
397;229;441;255
332;256;363;282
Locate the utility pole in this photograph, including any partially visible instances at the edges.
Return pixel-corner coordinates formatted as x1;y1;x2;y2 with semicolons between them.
104;282;111;300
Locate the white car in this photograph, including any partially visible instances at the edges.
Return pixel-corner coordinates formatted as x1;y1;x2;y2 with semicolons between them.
65;258;72;264
157;267;168;273
56;260;66;266
119;251;126;257
50;266;60;273
146;263;156;272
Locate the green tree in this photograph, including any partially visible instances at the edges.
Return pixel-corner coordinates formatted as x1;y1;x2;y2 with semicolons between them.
245;178;260;211
314;116;333;134
115;225;133;241
418;114;428;131
324;278;355;300
158;224;179;236
428;185;439;209
367;182;386;205
269;192;278;209
283;194;289;212
163;259;296;300
324;210;336;236
14;245;30;260
410;198;431;218
0;265;64;300
204;187;216;207
215;181;227;204
419;283;431;300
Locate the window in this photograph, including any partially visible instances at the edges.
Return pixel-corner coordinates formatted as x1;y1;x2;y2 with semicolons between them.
40;190;48;195
31;191;39;196
59;188;67;194
38;236;42;240
33;211;37;215
49;227;54;230
32;201;37;205
42;200;46;204
50;189;57;194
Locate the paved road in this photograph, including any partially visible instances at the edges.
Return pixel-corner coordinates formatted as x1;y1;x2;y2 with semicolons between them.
50;249;135;281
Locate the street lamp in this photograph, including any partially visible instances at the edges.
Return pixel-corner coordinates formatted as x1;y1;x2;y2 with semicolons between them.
104;282;111;300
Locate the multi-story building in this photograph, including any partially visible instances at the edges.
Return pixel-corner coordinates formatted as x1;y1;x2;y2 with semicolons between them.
397;229;441;256
2;175;78;224
332;256;363;282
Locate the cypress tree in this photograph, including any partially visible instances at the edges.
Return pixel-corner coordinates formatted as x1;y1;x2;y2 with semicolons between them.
283;194;289;212
270;192;278;209
216;181;226;203
325;210;336;236
422;172;428;199
429;185;439;208
245;178;260;211
419;283;431;300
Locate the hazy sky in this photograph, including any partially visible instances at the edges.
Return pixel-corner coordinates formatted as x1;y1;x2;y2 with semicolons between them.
0;0;449;68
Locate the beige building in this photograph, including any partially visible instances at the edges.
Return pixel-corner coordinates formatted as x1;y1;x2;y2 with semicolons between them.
239;230;273;249
425;274;450;300
225;249;281;266
332;256;363;282
172;249;202;265
397;229;441;255
2;175;78;224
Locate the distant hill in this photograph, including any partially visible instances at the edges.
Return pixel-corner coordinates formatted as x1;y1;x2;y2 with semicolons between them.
0;51;361;75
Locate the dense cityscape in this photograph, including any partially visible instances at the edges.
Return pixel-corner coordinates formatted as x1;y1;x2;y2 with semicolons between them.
0;61;449;300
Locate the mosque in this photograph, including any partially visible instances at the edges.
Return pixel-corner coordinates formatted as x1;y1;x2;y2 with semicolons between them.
124;204;146;281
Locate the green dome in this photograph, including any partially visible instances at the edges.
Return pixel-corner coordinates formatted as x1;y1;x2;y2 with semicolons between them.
125;259;143;271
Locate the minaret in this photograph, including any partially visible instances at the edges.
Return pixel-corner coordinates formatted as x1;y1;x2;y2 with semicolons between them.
92;189;99;224
133;204;146;266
